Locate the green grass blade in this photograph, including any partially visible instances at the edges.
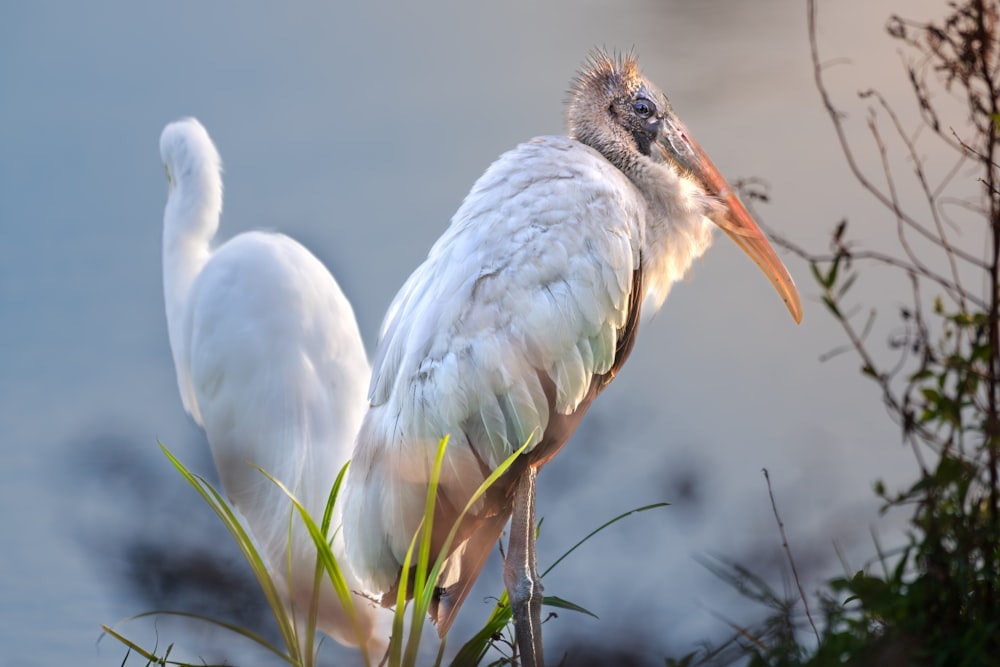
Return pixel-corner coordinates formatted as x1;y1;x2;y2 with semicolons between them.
540;501;669;578
292;461;353;665
402;435;451;664
160;445;301;659
414;437;531;666
252;464;371;665
101;625;187;666
296;461;351;666
541;595;598;619
280;487;315;664
392;513;424;666
103;609;294;664
322;463;349;536
417;438;531;614
449;591;511;666
454;501;668;665
394;434;532;666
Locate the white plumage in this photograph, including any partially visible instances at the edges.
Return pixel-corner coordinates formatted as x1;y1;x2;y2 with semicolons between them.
346;135;712;589
342;52;800;666
160;117;380;650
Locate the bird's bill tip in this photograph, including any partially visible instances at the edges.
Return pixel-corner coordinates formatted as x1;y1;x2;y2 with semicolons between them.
718;210;803;325
658;118;802;324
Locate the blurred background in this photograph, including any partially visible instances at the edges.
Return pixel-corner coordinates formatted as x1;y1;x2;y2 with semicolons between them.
0;0;950;664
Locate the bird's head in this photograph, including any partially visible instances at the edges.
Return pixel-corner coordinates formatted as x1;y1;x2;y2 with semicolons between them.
159;117;223;199
568;51;669;161
568;51;802;324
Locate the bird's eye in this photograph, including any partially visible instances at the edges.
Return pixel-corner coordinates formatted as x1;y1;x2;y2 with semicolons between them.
633;98;655;119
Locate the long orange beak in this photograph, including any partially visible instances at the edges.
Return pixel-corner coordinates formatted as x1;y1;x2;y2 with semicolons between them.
657;114;802;324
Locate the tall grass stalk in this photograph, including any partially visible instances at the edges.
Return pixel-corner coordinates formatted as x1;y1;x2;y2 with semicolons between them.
106;438;667;666
257;461;372;664
390;435;531;667
161;444;306;663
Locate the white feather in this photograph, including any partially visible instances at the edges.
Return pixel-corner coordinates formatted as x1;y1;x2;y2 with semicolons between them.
160;118;383;650
343;136;691;594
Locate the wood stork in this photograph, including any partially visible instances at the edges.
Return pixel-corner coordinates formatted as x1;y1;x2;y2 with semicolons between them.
342;52;801;665
159;117;382;652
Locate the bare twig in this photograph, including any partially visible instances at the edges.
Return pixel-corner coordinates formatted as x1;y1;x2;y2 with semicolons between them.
757;214;989;310
807;0;975;257
761;468;820;643
865;88;971;308
866;108;936;285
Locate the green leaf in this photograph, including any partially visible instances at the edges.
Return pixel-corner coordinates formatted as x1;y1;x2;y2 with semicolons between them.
836;270;858;298
821;295;842;318
450;591;512;667
160;445;302;661
453;501;667;665
394;434;531;666
828;254;842;288
810;261;828;288
542;595;599;619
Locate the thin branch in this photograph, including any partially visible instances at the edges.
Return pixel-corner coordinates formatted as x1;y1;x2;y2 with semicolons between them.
952;127;1000;170
932;152;972;201
762;468;820;644
866;89;972;308
809;0;991;272
761;219;989;311
866;109;937;287
818;308;875;363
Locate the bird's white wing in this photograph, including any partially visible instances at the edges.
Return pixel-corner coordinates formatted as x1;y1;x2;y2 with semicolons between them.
345;136;645;600
188;231;371;535
161;117;386;651
184;231;377;647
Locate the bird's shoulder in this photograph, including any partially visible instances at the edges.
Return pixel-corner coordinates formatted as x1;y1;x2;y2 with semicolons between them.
347;136;649;592
367;135;644;429
194;231;351;319
463;135;636;212
187;230;368;413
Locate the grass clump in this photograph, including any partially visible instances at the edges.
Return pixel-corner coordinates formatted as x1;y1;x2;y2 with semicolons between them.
104;436;664;666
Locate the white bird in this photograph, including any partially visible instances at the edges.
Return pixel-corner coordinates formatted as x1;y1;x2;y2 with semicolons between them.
159;117;380;652
342;52;802;666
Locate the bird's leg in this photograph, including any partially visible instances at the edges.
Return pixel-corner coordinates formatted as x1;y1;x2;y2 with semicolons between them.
504;465;544;667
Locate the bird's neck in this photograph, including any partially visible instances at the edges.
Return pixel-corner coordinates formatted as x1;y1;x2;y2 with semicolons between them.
162;181;220;365
627;157;716;313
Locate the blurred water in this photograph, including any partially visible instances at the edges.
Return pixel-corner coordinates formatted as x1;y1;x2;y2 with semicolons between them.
0;0;952;664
